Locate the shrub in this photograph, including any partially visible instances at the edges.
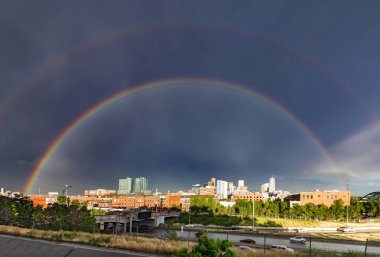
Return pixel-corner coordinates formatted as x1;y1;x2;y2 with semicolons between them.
51;233;63;241
63;231;76;240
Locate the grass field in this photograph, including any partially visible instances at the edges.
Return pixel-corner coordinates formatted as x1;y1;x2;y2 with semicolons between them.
0;225;188;255
255;217;380;228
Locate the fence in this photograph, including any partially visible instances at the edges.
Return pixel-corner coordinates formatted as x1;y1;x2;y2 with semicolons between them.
1;217;380;256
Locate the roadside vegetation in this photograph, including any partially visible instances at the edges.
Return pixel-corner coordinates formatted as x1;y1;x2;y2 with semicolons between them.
0;225;189;254
173;197;380;228
0;195;95;231
175;234;379;257
0;224;379;256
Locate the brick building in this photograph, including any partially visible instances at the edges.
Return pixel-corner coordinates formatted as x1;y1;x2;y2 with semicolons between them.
300;190;350;207
231;191;264;201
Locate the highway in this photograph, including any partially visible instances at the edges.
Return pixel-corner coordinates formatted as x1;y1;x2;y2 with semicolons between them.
155;229;380;254
0;234;163;257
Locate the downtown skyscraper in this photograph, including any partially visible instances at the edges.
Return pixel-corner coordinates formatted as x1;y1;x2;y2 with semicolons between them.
118;177;149;195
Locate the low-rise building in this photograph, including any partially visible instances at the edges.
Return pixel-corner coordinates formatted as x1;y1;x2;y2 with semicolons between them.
29;195;48;208
84;189;116;197
299;190;350;207
231;191;264;201
180;197;191;211
200;186;215;196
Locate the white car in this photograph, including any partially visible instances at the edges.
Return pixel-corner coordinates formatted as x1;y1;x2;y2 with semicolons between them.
238;245;252;250
338;227;355;233
271;245;295;253
290;236;307;243
295;228;308;233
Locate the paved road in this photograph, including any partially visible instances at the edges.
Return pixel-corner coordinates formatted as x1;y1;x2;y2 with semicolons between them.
0;234;163;257
154;229;380;254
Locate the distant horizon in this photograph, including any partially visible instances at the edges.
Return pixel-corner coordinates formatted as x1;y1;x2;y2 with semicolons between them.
9;175;365;197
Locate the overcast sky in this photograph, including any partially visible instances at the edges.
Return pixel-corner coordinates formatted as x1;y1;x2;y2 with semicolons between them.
0;1;380;195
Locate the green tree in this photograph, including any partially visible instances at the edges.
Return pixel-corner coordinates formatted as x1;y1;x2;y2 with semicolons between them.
177;234;237;257
11;195;34;226
0;196;13;224
330;200;345;220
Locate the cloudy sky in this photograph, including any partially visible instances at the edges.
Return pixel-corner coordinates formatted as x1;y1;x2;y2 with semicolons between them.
1;1;380;195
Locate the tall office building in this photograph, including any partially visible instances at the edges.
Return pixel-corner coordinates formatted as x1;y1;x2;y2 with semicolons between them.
208;178;216;187
269;176;276;193
118;178;132;195
192;184;202;195
133;177;148;194
227;182;235;195
216;180;228;199
261;183;269;193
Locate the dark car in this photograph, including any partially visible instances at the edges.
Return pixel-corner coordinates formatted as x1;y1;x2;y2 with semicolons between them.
195;230;204;238
138;225;152;232
240;238;256;244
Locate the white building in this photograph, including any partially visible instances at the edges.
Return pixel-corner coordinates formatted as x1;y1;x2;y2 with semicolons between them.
216;180;228;199
261;183;269;193
84;189;116;197
227;182;235;195
269;176;276;193
192;184;202;195
47;192;59;205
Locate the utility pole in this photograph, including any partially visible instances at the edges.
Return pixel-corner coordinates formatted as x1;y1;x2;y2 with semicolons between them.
346;179;349;226
252;193;255;232
155;188;158;214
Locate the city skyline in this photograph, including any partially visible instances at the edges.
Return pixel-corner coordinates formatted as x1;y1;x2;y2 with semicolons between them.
1;2;380;195
1;175;361;199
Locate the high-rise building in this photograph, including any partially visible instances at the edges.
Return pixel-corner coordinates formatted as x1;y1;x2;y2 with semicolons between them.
192;184;201;195
269;176;276;193
227;182;235;195
237;179;248;191
133;177;148;194
216;180;228;199
261;183;269;193
208;178;216;187
118;178;132;195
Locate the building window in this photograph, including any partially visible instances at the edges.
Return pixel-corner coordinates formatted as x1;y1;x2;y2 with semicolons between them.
311;195;313;199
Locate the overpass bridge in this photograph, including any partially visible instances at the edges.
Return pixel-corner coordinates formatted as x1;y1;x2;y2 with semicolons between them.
95;210;179;233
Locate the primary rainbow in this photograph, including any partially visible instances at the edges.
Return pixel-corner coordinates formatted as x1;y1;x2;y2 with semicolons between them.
23;78;337;194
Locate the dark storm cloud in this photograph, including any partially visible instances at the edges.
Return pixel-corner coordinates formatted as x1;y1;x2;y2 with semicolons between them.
0;1;379;194
35;83;330;194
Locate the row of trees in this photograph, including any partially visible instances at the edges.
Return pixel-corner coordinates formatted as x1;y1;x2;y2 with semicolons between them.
189;197;380;221
0;195;95;231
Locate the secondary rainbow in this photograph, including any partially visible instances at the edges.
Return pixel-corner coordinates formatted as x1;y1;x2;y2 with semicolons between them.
0;22;369;121
23;78;337;194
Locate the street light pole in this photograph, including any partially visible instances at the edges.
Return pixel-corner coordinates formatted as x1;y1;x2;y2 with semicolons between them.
346;180;349;226
252;194;255;232
63;185;72;207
